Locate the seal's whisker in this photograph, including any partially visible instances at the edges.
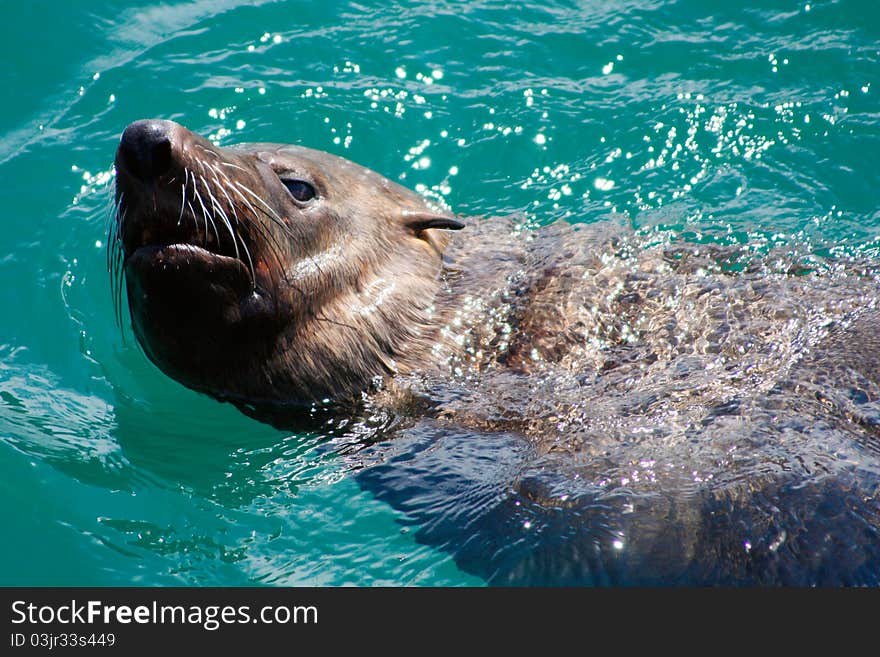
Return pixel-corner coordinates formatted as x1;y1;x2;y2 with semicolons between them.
209;167;240;223
208;164;243;229
202;180;232;241
107;198;119;323
226;181;295;284
194;143;220;159
213;166;266;241
213;165;270;243
106;191;122;275
236;233;256;290
233;181;285;224
178;168;190;226
109;194;124;274
113;191;126;246
190;175;209;246
219;161;249;174
186;201;198;234
223;184;302;300
191;174;219;247
197;173;224;249
226;178;261;223
202;173;245;266
207;166;256;284
114;252;125;329
234;198;290;283
250;219;301;300
110;202;128;330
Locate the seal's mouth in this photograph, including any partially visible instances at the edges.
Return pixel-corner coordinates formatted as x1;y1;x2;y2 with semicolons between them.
126;243;252;293
119;201;257;298
125;217;249;271
130;243;245;271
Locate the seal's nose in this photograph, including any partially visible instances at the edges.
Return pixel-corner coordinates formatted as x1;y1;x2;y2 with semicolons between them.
116;119;175;181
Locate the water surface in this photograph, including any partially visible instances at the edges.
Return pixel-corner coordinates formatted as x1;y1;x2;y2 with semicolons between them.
1;0;878;585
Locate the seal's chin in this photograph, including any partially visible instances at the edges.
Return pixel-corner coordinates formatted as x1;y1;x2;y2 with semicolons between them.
123;241;268;388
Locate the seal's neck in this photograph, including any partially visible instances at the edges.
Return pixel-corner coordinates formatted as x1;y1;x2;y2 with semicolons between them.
281;217;530;403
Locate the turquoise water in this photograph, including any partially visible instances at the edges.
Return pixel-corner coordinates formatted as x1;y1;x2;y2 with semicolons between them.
1;0;878;585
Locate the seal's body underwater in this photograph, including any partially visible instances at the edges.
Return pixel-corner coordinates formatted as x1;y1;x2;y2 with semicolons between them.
112;120;880;585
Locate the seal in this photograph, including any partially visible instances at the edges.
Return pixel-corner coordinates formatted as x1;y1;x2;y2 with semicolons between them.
111;119;880;585
112;119;465;414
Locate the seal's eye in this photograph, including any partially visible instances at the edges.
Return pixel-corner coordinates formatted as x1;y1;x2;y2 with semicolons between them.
282;179;316;202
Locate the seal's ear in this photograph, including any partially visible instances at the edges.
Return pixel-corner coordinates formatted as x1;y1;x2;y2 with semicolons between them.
403;212;465;233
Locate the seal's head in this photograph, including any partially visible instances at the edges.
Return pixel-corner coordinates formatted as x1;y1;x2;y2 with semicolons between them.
112;119;464;411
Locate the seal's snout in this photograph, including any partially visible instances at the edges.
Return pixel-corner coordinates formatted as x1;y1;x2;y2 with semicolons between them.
117;119;176;181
